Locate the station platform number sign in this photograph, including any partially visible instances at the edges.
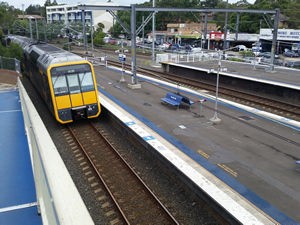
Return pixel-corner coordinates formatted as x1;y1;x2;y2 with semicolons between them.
119;54;126;62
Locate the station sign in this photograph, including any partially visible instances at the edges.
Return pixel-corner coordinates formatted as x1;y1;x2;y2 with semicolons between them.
209;31;224;41
119;54;126;62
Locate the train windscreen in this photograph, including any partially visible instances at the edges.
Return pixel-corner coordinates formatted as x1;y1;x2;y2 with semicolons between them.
51;64;95;96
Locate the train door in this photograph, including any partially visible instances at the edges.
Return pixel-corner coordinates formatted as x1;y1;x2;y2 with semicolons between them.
78;72;97;105
66;74;84;107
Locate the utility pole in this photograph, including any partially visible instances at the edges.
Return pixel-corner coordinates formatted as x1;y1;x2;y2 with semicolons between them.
269;8;280;72
82;10;87;54
128;4;141;89
22;4;25;18
91;19;94;55
235;13;240;42
35;18;39;40
28;17;33;40
223;0;229;58
43;19;47;42
204;13;208;49
152;0;156;65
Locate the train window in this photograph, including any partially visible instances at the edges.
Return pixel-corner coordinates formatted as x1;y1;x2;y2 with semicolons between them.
67;74;80;94
79;72;95;92
52;75;68;95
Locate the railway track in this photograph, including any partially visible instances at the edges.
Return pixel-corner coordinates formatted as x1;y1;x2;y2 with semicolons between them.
63;121;179;225
107;60;300;121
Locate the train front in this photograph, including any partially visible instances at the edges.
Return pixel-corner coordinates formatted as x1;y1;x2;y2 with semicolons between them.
49;62;101;124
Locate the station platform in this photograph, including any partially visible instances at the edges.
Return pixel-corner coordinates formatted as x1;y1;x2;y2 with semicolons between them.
95;64;300;224
160;59;300;108
0;88;42;225
161;57;300;87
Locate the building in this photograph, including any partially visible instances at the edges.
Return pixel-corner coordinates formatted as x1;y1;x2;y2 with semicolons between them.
148;22;218;46
46;3;115;32
259;28;300;53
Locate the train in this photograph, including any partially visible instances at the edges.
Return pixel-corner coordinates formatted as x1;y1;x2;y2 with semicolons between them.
8;35;101;124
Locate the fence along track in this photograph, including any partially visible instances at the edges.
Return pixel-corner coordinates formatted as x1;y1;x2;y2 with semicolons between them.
66;121;179;225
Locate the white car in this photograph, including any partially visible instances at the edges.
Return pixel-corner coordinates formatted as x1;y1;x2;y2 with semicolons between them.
158;43;171;51
234;45;247;51
191;47;202;53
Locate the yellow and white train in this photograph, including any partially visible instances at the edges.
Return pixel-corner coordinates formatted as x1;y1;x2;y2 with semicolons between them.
9;35;101;124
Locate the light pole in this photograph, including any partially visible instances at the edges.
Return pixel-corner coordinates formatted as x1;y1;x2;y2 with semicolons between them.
210;50;222;124
116;38;127;83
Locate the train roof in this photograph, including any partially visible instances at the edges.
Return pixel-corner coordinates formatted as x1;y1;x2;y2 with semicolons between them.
8;35;84;69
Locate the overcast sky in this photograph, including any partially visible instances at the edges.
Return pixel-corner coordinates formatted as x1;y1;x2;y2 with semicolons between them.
6;0;255;11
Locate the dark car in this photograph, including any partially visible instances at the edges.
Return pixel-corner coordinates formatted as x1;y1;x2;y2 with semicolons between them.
283;50;299;57
285;61;300;69
258;52;279;59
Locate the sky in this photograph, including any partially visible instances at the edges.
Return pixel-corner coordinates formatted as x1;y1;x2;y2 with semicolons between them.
5;0;255;11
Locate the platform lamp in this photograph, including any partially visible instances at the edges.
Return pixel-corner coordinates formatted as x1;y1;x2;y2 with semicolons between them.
210;50;222;124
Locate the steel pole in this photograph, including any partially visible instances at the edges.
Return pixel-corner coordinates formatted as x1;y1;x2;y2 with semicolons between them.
210;51;222;124
223;0;228;58
130;4;137;84
269;8;280;72
35;19;39;40
29;18;33;40
152;0;156;64
82;10;87;54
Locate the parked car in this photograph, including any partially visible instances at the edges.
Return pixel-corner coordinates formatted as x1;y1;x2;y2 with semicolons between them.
233;45;247;51
283;50;299;57
168;43;181;52
285;61;300;69
258;52;279;59
158;42;171;51
260;57;283;66
191;47;202;53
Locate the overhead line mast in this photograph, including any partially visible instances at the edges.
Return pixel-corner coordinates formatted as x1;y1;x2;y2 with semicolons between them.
78;5;279;82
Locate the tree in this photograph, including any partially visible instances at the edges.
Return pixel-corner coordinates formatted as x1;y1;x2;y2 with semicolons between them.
44;0;51;7
281;1;300;29
93;23;106;46
200;0;221;8
26;4;43;15
96;23;105;32
0;2;21;35
0;41;23;61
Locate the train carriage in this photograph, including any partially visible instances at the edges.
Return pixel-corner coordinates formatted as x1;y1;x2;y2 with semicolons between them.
9;35;101;124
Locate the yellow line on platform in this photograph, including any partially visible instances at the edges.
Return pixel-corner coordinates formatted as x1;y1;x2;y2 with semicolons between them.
197;149;210;159
217;163;238;177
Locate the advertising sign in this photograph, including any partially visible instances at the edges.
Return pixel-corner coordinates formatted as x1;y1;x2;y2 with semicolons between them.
260;29;300;41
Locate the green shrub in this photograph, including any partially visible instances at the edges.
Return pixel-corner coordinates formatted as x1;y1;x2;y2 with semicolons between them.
240;51;255;58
